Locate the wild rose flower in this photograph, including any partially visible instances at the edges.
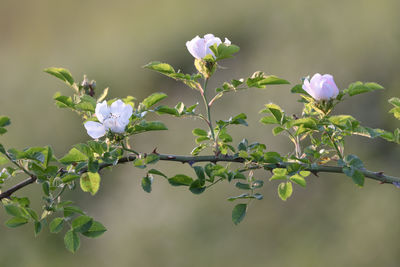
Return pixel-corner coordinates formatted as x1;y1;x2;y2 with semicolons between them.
302;73;339;101
186;34;231;59
84;100;133;139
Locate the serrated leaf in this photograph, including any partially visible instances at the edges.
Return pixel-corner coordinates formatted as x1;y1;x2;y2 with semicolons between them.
129;121;168;134
141;93;167;109
235;182;251;190
141;176;153;193
0;116;10;128
278;182;293;201
34;221;42;236
5;217;28;228
192;128;208;137
143;61;175;74
189;179;206;194
168;174;193;186
44;67;74;86
59;148;88;165
345;81;384;96
4;205;24;217
49;217;64;233
72;215;93;233
290;174;306;187
155;105;179;116
64;230;80;253
81;221;107;238
80;172;101;195
148;169;167;178
232;204;247;225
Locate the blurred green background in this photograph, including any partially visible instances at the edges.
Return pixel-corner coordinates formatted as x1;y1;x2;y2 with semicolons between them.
1;0;400;266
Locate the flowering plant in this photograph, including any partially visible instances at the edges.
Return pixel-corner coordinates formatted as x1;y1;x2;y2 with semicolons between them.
0;33;399;253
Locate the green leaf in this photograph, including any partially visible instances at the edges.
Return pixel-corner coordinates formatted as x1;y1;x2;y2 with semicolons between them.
72;215;93;233
44;67;74;86
389;97;400;107
191;144;207;156
5;217;28;228
272;126;285;136
4;205;24;217
168;174;193;186
80;172;101;195
192;128;208;137
59;148;88;165
0;116;10;128
193;166;205;183
213;43;240;61
260;116;278;125
53;93;75;109
129;121;168;134
81;221;107;238
148;169;167;178
232;203;247;225
141;176;153;193
351;169;364;187
235;182;251;190
155;105;179;116
290;84;307;94
62;174;81;183
34;221;42;236
345;81;384;96
0;127;7;135
143;61;175;75
247;71;289;88
63;206;85;217
290;174;306;187
286;117;317;129
189;179;206;194
49;217;65;233
278;182;293;201
141;93;167;109
64;230;80;253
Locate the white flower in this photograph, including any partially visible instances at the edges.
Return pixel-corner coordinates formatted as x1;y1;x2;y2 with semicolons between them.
84;100;133;139
302;73;339;101
186;34;231;59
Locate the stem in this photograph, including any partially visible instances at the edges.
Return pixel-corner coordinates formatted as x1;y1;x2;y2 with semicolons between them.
200;78;216;142
325;127;343;160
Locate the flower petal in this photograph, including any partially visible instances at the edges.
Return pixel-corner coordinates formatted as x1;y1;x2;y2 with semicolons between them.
110;99;126;114
119;104;133;125
95;101;110;123
186;36;206;59
84;121;106;139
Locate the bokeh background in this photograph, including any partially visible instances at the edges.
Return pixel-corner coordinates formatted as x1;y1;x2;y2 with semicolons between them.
1;0;400;266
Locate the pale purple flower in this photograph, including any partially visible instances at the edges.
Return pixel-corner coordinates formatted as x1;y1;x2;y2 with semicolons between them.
393;181;400;188
186;34;231;59
84;100;133;139
302;73;339;101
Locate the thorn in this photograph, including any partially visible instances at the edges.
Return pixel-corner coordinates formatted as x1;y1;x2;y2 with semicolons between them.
292;114;299;120
376;171;384;177
152;148;159;155
167;155;176;160
379;181;385;184
188;161;195;166
311;171;319;177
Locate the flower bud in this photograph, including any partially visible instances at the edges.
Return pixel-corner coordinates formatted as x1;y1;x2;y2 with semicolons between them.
302;73;339;101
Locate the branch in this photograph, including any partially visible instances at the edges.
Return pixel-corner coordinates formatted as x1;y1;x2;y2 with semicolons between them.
0;175;37;200
1;153;399;201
